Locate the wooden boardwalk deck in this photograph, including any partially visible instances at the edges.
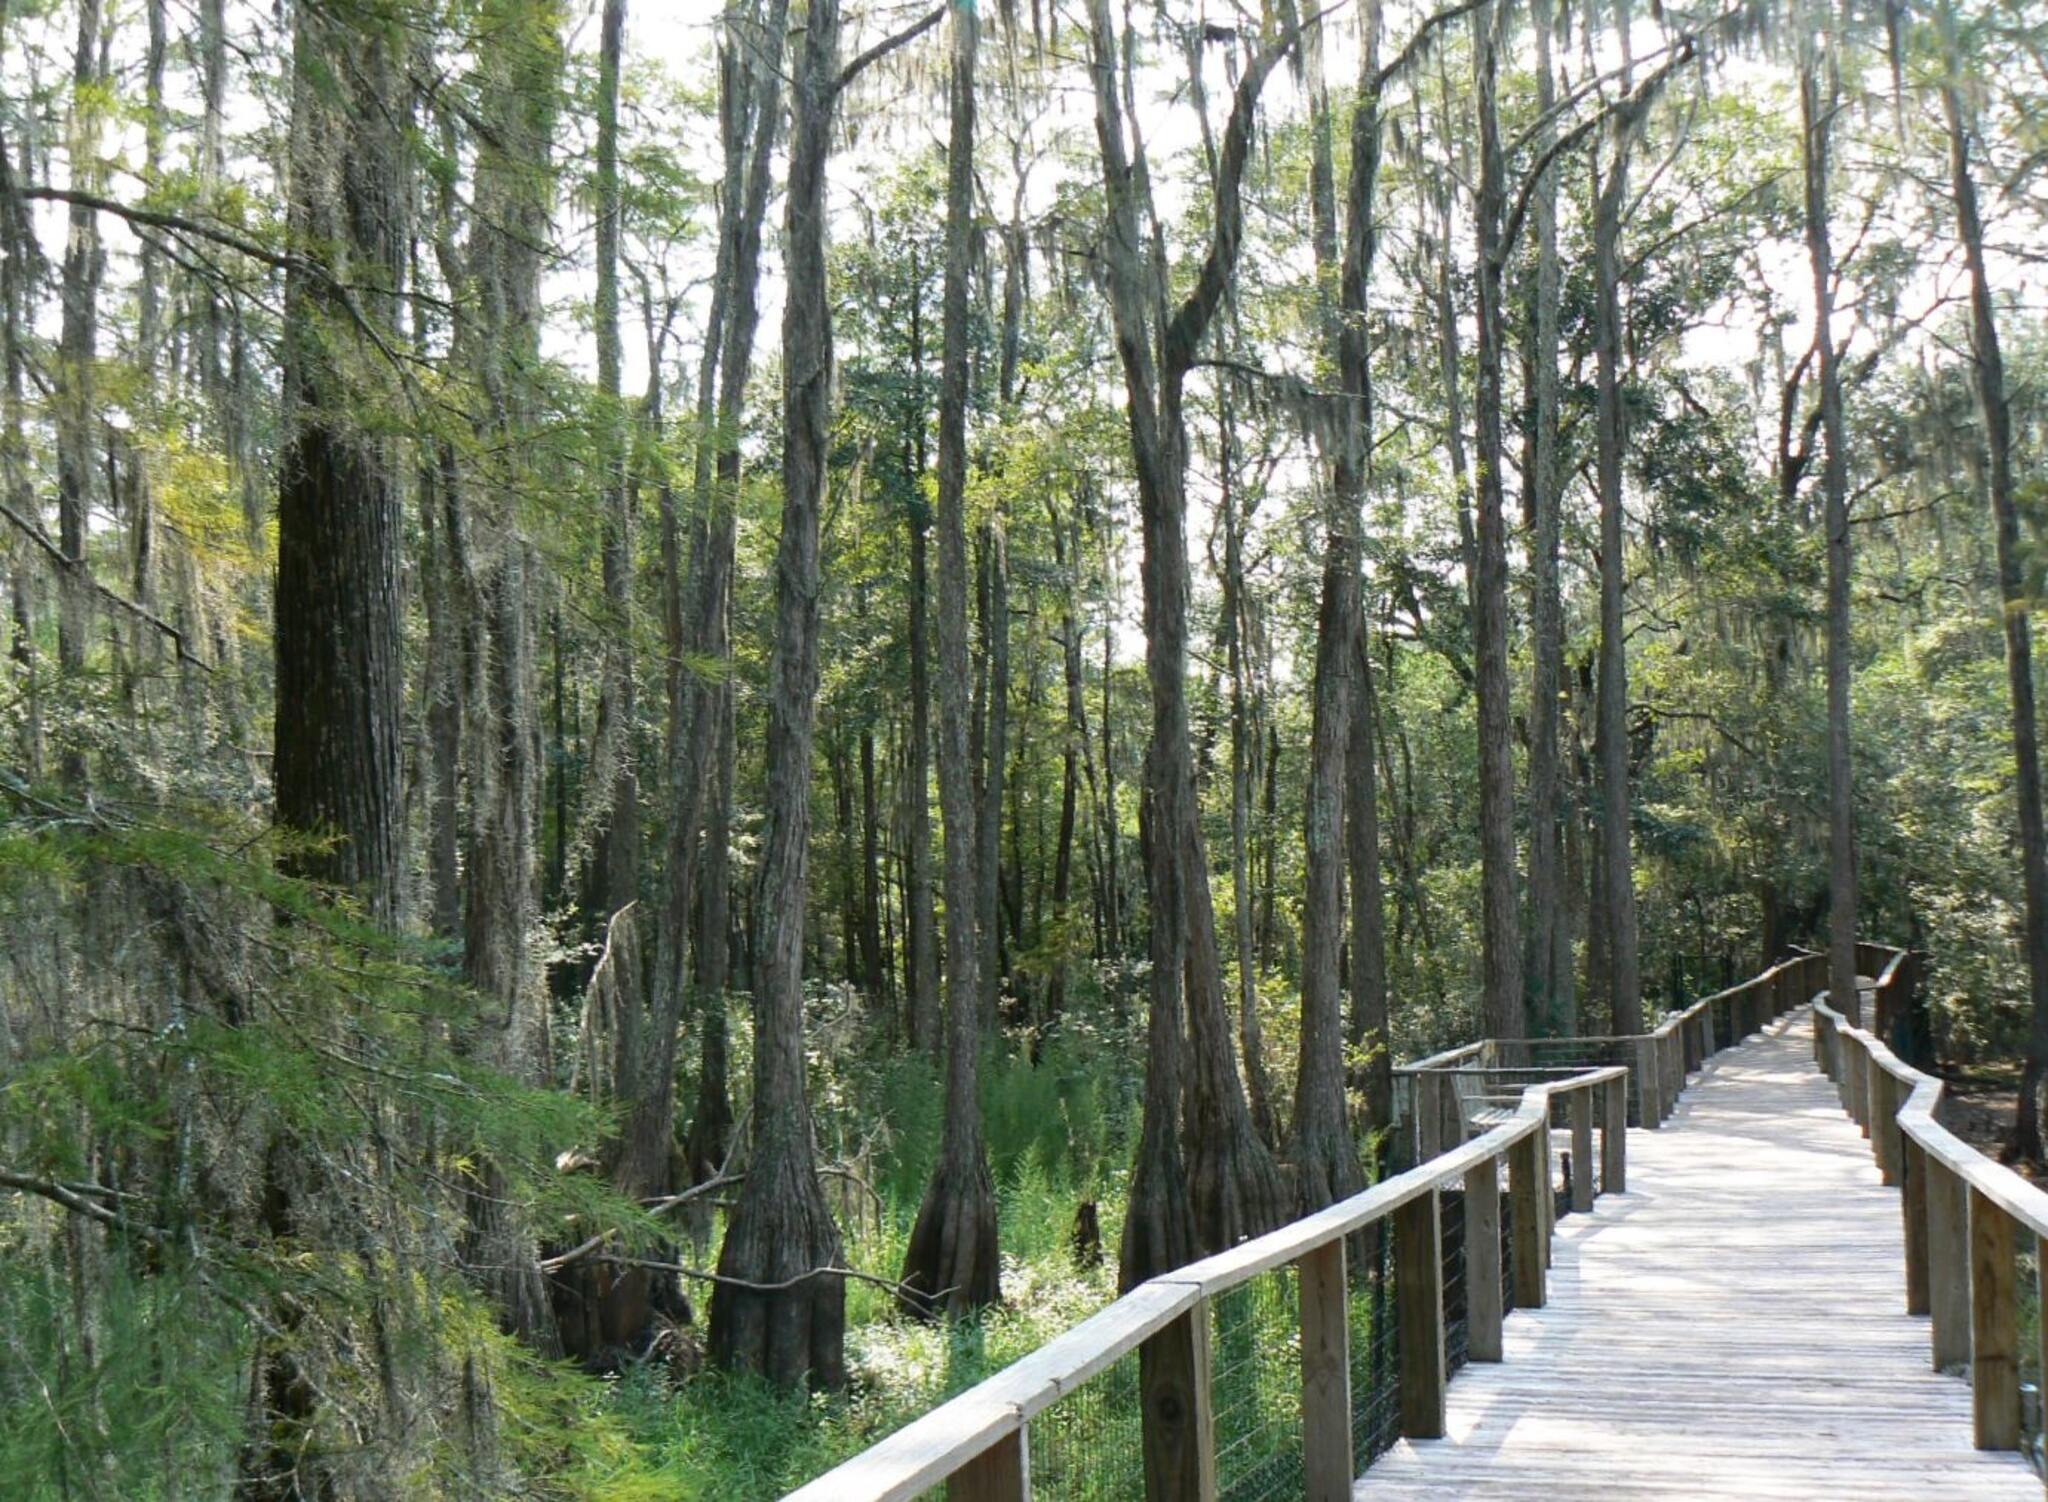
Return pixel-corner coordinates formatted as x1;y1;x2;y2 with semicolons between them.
1355;1011;2042;1500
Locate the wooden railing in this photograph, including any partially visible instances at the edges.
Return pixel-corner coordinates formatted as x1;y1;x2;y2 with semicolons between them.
783;952;1827;1501
782;1061;1625;1502
1812;944;2048;1458
1396;953;1819;1161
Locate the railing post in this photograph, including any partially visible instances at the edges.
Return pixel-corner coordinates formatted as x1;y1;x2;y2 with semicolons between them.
1926;1155;1970;1371
1395;1189;1446;1439
948;1430;1029;1502
1298;1239;1351;1502
1415;1072;1443;1161
1464;1156;1503;1363
1439;1070;1466;1152
1602;1073;1627;1195
1870;1067;1900;1187
1665;1031;1682;1115
1140;1299;1217;1500
1539;1117;1556;1265
1847;1045;1868;1135
1968;1187;2019;1450
1509;1130;1546;1308
1636;1037;1661;1130
1901;1136;1929;1316
1570;1086;1594;1214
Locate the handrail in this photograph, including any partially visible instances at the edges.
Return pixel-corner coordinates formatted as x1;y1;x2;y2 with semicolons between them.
1810;944;2048;1456
787;950;1822;1501
1397;952;1818;1156
783;1062;1628;1502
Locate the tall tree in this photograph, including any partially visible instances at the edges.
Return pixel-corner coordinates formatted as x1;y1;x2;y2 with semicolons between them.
901;0;1000;1317
712;0;937;1385
1800;35;1859;1024
1469;0;1523;1040
453;0;565;1356
1522;0;1571;1037
1593;105;1645;1036
680;0;789;1182
257;1;410;1487
1291;0;1365;1211
1936;9;2048;1158
1086;0;1293;1283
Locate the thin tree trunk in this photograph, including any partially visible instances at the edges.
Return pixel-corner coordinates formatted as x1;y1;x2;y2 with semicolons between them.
1291;0;1366;1209
1594;116;1643;1037
55;0;104;779
903;241;941;1055
901;0;1000;1319
1523;0;1569;1038
977;517;1009;1031
1087;0;1292;1283
1470;1;1523;1040
1801;49;1858;1026
1937;21;2048;1157
710;0;854;1385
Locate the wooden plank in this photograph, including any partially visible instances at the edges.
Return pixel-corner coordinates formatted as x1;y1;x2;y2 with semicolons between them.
1297;1239;1350;1502
1570;1087;1594;1214
1509;1128;1545;1309
1637;1036;1661;1129
1602;1073;1626;1196
1395;1188;1446;1438
1140;1302;1216;1501
1465;1156;1503;1363
1927;1152;1971;1371
946;1428;1027;1502
1969;1187;2020;1450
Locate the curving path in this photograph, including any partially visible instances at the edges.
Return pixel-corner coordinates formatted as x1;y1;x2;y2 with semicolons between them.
1355;1011;2041;1500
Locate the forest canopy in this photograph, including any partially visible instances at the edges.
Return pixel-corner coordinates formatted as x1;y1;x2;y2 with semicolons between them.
1;0;2044;1495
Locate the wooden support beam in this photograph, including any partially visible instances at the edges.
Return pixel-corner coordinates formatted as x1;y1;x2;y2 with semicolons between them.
1509;1129;1546;1308
948;1429;1028;1502
1901;1136;1929;1317
1968;1187;2019;1450
1297;1239;1351;1501
1602;1072;1627;1195
1539;1119;1556;1266
1926;1154;1970;1371
1636;1037;1661;1130
1415;1072;1443;1161
1465;1156;1503;1363
1140;1301;1217;1501
1395;1189;1446;1438
1570;1087;1594;1214
1870;1067;1900;1186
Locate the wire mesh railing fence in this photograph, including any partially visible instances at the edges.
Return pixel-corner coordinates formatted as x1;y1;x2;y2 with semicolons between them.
1023;1345;1145;1500
1210;1267;1303;1502
1347;1220;1400;1477
1440;1187;1467;1374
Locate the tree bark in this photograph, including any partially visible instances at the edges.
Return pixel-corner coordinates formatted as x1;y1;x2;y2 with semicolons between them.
709;0;848;1387
902;0;1001;1319
1594;114;1644;1037
1470;3;1523;1042
1801;49;1859;1026
1291;0;1368;1210
1087;0;1292;1283
1522;0;1570;1038
1937;17;2048;1157
977;517;1009;1031
256;4;409;1488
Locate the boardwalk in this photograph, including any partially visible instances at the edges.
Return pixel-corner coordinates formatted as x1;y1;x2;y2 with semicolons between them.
1356;1011;2040;1500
